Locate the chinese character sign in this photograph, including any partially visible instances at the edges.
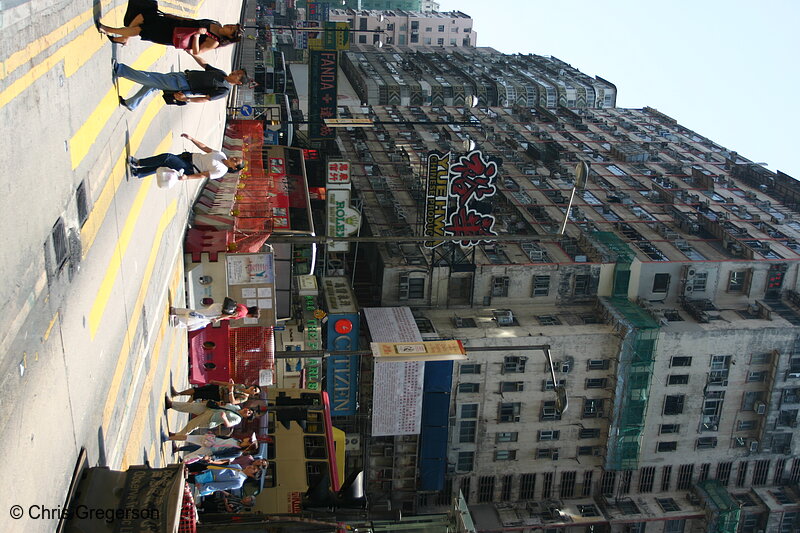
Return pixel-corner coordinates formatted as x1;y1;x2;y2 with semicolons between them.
423;150;498;248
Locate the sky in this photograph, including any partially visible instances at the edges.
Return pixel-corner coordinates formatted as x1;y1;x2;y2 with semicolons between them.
437;0;800;179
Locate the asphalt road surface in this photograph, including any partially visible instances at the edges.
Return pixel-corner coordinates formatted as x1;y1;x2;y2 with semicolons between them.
0;0;243;530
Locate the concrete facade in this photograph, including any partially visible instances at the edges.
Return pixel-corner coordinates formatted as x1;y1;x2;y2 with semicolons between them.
329;9;475;48
332;47;800;531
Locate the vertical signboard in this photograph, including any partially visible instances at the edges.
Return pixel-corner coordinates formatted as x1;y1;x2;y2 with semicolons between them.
309;50;338;140
225;253;276;326
326;189;361;252
363;307;425;436
423;150;499;248
323;277;360;416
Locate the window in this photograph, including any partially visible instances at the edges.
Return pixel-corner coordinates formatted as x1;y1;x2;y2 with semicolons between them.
500;475;513;501
537;430;560;441
519;474;536;499
541;400;561;421
677;464;694;490
709;355;731;384
503;355;526;373
600;471;616;497
697;437;718;449
453;316;476;328
653;273;671;293
578;503;600;517
658;441;678;452
498;402;521;422
657;497;681;512
477;476;495;502
424;37;431;45
460;403;478;418
495;450;517;461
671;356;692;367
639;466;656;493
491;276;509;296
438;24;445;32
398;34;406;45
586;378;607;389
536;448;558;459
668;374;689;385
542;378;565;391
459;421;477;443
665;520;686;533
408;278;425;299
664;395;685;415
583;399;604;418
424;26;432;32
691;271;708;292
437;38;444;46
501;381;524;392
587;359;610;370
458;382;480;393
753;459;770;486
574;274;591;296
531;275;550;296
560;471;576;498
747;371;767;382
414;317;435;333
578;446;600;456
738;419;757;431
742;390;764;411
661;465;672;491
728;270;746;292
358;35;367;44
660;424;680;434
579;428;600;439
751;352;772;365
536;315;561;326
460;363;481;375
457;451;474;471
304;436;327;459
716;461;733;486
496;432;518;443
582;471;594;497
736;461;749;487
449;38;457;46
411;21;419;30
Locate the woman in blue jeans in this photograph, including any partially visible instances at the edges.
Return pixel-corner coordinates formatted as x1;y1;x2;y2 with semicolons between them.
130;133;243;180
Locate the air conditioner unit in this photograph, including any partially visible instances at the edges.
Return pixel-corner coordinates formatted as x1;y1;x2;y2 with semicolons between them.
755;401;767;415
560;361;572;373
749;440;759;452
788;372;800;379
684;285;694;294
345;435;361;451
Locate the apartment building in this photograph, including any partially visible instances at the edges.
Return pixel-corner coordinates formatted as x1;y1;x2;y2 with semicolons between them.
329;9;475;47
327;45;800;531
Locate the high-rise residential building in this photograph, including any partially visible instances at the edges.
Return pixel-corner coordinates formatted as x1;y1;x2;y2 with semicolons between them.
330;45;800;532
329;9;475;47
338;0;440;11
340;46;615;107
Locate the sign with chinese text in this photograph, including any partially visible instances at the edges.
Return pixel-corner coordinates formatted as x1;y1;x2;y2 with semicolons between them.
308;22;350;51
307;2;330;21
371;340;467;362
326;189;361;252
326;160;351;187
423;150;498;248
364;307;424;436
309;51;338;140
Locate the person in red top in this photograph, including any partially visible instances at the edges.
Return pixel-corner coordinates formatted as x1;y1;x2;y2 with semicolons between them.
169;303;259;331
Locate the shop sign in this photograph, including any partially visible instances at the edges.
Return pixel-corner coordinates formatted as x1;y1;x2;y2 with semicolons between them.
309;51;338;140
423;150;499;248
326;189;361;252
326;160;351;187
325;312;360;416
322;277;358;314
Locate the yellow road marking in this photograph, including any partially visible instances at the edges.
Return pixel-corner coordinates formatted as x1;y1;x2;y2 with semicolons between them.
43;311;59;341
0;0;112;80
121;311;169;469
69;45;166;170
88;178;153;339
100;197;178;431
79;105;167;258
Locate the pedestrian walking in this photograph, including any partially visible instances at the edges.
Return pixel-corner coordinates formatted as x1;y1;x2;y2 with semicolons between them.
167;300;259;331
97;0;242;54
113;53;247;110
129;133;245;184
165;399;254;438
172;380;260;405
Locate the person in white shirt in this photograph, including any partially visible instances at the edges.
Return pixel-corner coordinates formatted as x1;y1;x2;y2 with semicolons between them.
129;133;243;180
